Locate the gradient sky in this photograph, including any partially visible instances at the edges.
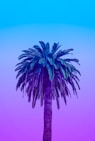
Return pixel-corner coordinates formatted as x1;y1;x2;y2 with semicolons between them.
0;0;95;141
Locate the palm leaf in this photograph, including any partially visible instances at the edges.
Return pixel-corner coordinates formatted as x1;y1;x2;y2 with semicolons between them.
18;53;33;60
29;59;38;70
60;65;67;79
39;41;46;51
56;72;68;104
56;97;60;109
52;75;60;108
15;65;22;71
66;64;72;75
26;80;32;93
54;60;60;70
27;76;36;102
51;81;55;100
22;50;33;55
55;48;73;58
16;70;22;78
27;48;39;55
47;56;54;65
39;71;44;106
55;83;60;109
72;74;80;81
36;76;40;99
16;73;26;90
64;58;80;65
67;64;81;76
46;62;54;81
32;87;38;108
51;42;61;54
57;58;65;65
28;48;41;57
33;64;42;75
28;86;33;102
15;62;29;76
72;65;81;76
72;75;80;89
17;56;34;69
38;58;46;67
55;80;60;98
33;45;43;56
15;62;22;66
67;77;77;95
45;42;50;55
21;82;26;92
25;71;34;82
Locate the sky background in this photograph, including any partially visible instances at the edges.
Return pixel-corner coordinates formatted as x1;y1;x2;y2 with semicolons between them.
0;0;95;141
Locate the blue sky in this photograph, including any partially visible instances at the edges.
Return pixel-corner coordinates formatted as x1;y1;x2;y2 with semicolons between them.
0;0;95;29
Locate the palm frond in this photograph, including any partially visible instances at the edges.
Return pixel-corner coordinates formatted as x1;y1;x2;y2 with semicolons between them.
71;65;81;76
51;81;55;100
39;41;46;51
51;42;61;55
32;86;38;108
64;58;80;65
39;71;44;106
33;45;43;56
45;42;50;55
67;77;77;96
72;75;80;90
22;50;33;55
25;70;34;82
27;76;36;102
16;73;26;90
21;82;26;92
55;84;60;109
15;61;34;77
33;63;42;75
56;71;69;104
66;63;81;76
72;74;80;81
29;58;39;71
46;61;54;81
27;86;33;102
54;60;60;70
55;48;73;58
38;58;46;67
51;74;60;109
16;70;22;78
19;48;41;60
47;56;54;65
16;57;33;67
36;76;40;99
18;52;35;60
60;65;67;79
15;65;22;71
26;80;32;93
66;64;72;75
25;48;39;56
57;58;65;65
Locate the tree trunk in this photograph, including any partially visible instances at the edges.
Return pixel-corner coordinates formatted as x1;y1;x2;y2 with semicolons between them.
43;68;52;141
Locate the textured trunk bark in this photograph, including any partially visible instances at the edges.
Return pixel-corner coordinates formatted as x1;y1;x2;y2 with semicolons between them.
43;68;52;141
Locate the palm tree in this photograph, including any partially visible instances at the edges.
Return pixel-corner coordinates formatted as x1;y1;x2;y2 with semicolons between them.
15;41;81;141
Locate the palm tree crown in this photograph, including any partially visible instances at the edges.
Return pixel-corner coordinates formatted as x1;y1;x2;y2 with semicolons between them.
15;41;81;109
